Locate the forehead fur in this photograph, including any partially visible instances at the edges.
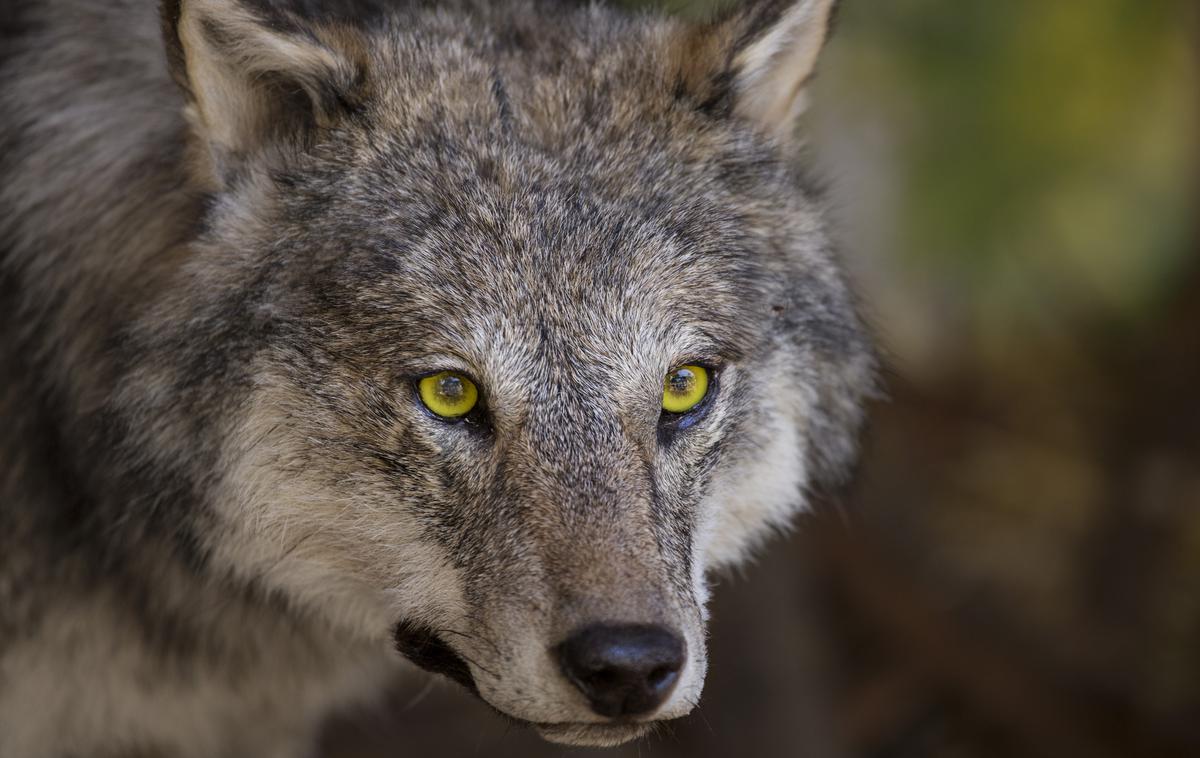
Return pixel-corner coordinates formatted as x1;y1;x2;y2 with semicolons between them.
226;1;828;368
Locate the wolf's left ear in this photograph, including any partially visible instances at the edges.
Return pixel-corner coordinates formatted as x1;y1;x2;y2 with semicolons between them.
161;0;363;183
675;0;838;139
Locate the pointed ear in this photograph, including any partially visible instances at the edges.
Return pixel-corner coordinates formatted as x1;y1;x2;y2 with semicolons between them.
160;0;363;181
674;0;838;139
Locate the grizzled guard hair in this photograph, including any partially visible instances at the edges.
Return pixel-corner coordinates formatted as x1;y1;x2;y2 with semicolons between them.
0;0;874;755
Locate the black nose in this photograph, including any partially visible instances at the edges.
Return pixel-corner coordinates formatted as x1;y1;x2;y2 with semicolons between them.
558;623;686;718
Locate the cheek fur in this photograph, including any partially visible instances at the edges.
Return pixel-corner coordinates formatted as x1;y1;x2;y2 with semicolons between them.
693;364;816;572
207;379;473;642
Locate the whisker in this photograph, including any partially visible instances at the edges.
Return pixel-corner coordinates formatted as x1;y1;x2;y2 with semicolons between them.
433;626;503;657
402;677;437;710
455;650;500;681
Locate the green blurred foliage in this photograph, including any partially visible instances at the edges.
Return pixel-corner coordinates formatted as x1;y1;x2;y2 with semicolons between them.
828;1;1196;348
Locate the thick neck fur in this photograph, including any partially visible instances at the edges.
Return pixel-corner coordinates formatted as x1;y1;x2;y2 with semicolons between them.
0;3;392;754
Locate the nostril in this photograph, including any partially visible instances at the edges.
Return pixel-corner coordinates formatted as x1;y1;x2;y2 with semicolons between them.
585;668;620;689
557;623;686;719
648;666;674;688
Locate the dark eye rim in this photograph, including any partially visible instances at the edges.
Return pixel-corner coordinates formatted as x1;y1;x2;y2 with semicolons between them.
412;370;490;428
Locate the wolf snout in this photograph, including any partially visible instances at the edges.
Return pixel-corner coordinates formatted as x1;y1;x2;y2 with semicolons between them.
557;623;686;719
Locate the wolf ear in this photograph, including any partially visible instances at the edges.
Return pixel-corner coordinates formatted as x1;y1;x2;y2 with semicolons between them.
161;0;362;181
676;0;838;139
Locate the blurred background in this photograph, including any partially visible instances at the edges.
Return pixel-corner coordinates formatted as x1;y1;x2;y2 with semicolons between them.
323;1;1199;756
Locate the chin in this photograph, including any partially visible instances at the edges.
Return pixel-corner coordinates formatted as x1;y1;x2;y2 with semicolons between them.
534;721;657;747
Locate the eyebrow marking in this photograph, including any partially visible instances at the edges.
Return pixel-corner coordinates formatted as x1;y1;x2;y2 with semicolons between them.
490;68;514;133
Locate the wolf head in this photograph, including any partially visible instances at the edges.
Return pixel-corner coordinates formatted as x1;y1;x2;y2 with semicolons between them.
140;0;872;746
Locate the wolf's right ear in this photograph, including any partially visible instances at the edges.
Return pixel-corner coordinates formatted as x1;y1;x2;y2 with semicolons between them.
161;0;364;184
672;0;838;141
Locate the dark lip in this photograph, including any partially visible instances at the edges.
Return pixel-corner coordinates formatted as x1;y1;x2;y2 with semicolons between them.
392;621;478;695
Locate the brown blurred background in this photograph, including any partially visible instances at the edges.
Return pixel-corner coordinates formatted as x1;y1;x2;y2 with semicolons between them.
322;1;1200;756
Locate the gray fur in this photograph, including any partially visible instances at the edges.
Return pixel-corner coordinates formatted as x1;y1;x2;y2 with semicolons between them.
0;0;875;754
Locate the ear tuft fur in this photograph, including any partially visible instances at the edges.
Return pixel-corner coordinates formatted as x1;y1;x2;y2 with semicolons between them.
161;0;364;183
673;0;838;140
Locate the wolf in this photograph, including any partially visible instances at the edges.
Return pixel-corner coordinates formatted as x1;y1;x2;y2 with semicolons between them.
0;0;875;754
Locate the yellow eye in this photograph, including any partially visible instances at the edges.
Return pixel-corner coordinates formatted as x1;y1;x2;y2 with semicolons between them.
418;371;479;419
662;365;709;414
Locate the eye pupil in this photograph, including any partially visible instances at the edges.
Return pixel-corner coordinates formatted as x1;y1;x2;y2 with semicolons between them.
437;375;465;401
667;369;695;396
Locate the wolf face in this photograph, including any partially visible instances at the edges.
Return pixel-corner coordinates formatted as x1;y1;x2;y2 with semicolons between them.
4;0;872;750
